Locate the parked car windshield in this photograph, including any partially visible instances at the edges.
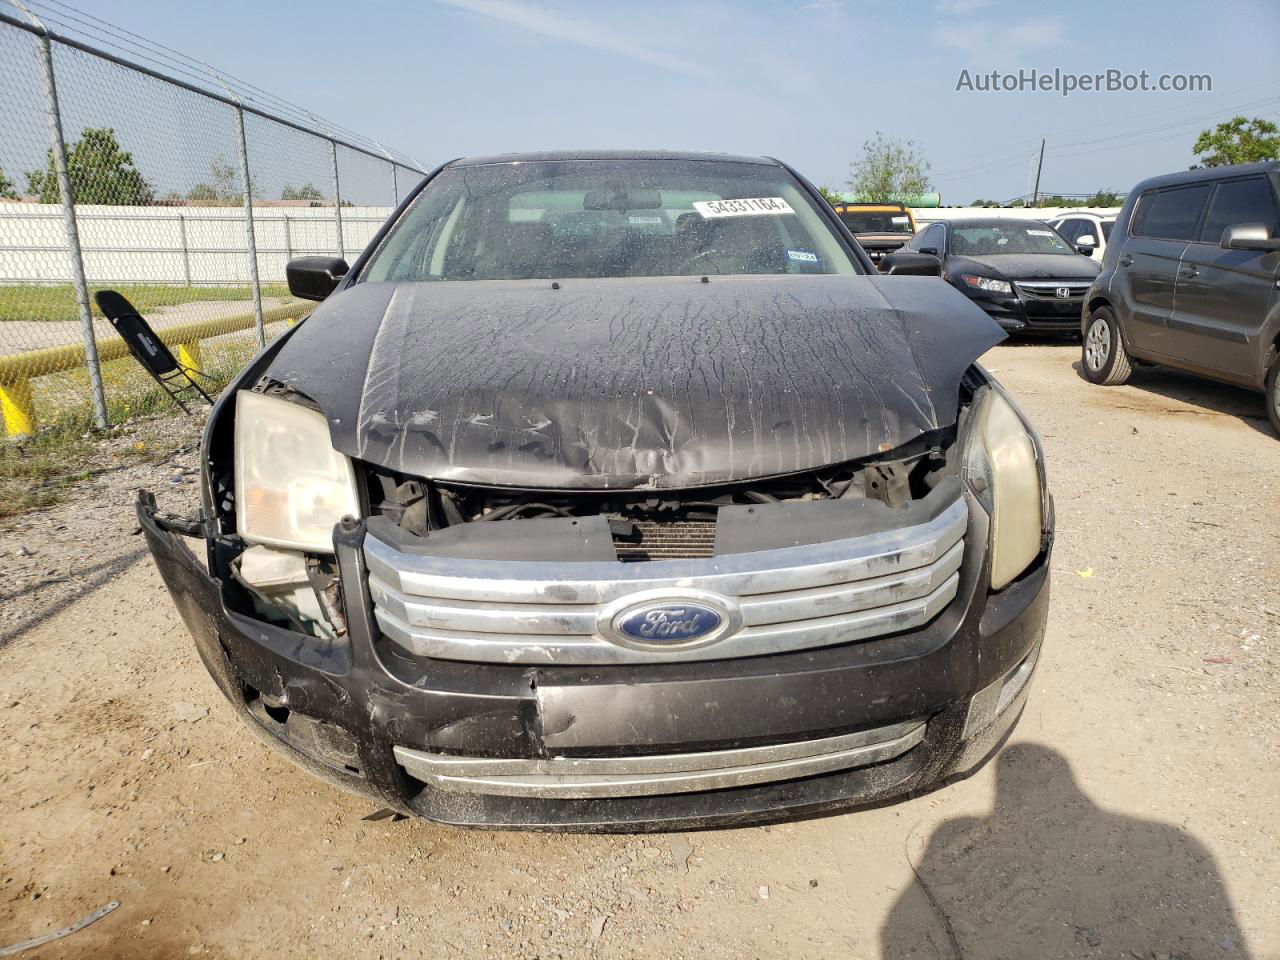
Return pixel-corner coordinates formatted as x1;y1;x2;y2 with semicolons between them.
951;222;1076;256
839;211;913;234
362;159;862;282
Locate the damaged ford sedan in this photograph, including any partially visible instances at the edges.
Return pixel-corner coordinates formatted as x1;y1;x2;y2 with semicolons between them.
139;151;1052;830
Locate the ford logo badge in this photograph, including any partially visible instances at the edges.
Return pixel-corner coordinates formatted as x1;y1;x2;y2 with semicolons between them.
603;593;740;649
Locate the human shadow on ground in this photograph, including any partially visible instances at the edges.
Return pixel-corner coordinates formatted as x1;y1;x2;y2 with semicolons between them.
880;743;1250;959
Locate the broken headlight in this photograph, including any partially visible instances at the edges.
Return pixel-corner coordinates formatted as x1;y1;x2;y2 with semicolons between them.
234;390;359;553
962;384;1045;590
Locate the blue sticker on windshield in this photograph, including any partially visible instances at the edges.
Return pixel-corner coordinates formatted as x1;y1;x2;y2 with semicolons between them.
786;249;819;263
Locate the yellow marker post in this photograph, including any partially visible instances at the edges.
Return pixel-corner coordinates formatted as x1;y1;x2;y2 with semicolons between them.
1;377;36;439
176;341;203;377
0;300;309;436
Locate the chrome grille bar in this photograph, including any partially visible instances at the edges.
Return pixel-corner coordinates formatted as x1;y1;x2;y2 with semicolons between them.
364;495;969;665
393;719;927;798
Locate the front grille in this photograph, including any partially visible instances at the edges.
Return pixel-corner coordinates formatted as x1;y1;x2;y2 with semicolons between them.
614;520;717;562
364;494;969;665
1014;280;1091;301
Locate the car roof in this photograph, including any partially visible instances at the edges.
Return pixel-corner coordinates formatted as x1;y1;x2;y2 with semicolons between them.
449;150;780;167
944;218;1053;229
1129;160;1279;194
1054;211;1115;220
833;203;907;212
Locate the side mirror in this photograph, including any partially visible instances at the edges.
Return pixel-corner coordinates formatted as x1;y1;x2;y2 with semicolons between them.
287;256;350;301
919;246;939;256
1221;223;1280;252
879;252;943;277
1076;242;1095;257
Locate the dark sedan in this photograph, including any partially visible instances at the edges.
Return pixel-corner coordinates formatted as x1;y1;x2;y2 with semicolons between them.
887;218;1101;335
138;151;1051;831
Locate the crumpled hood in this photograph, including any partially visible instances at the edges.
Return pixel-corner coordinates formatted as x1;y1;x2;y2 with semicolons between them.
266;275;1005;489
951;253;1100;280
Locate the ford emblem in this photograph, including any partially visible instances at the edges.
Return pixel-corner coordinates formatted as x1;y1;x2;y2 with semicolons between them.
603;593;740;649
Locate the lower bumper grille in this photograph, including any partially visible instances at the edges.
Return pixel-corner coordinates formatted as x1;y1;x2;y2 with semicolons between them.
393;719;927;798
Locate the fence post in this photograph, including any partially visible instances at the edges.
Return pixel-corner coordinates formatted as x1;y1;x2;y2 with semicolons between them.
233;105;265;349
34;27;108;430
178;213;191;285
329;139;345;261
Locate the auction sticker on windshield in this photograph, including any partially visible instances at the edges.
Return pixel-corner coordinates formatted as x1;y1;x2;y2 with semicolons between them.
694;197;795;218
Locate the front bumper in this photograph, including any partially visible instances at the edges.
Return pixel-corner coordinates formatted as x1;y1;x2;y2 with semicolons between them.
954;284;1087;334
139;492;1051;831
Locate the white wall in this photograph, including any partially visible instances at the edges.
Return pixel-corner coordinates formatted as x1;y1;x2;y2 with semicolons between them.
910;206;1122;226
0;201;1127;286
0;203;395;285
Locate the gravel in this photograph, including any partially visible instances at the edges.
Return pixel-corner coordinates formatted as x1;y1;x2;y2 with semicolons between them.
0;341;1275;959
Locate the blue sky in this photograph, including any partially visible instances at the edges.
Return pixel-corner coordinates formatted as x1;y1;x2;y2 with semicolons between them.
47;0;1280;202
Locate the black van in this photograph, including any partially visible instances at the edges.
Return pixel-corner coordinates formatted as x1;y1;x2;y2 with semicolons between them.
1079;161;1280;434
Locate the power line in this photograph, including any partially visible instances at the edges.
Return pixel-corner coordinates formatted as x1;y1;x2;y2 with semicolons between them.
930;90;1280;183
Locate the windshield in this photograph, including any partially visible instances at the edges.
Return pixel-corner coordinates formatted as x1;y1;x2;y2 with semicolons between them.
950;222;1076;256
839;212;913;234
362;159;861;282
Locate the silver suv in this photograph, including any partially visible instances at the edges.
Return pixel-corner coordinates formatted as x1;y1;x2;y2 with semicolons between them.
1080;161;1280;434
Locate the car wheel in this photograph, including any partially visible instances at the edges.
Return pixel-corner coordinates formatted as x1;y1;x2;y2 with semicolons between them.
1081;307;1132;385
1266;353;1280;437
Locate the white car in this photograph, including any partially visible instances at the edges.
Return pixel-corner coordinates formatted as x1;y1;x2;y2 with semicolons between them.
1049;211;1116;259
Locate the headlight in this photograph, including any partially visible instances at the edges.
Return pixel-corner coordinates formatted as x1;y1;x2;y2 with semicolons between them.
960;274;1013;295
962;386;1045;590
234;390;359;553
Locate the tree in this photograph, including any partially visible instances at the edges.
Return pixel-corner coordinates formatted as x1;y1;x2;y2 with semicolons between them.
1191;116;1279;168
186;156;240;205
282;183;326;202
0;167;17;200
1083;190;1124;207
847;132;931;203
816;185;843;205
26;127;153;205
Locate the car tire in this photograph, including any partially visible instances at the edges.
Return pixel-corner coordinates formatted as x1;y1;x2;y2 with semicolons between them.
1081;307;1132;385
1266;353;1280;437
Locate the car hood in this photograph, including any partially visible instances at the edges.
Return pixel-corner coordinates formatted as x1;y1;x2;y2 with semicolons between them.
854;233;913;245
266;275;1005;489
949;253;1101;280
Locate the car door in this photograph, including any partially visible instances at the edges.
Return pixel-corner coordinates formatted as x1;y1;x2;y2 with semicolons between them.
1054;217;1082;243
1167;175;1280;383
1055;217;1099;258
1118;184;1212;356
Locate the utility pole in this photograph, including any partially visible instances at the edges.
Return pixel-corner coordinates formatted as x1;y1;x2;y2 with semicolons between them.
1031;138;1046;207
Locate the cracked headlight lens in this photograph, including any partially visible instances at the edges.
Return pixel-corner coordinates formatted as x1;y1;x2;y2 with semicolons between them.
234;390;358;553
963;387;1044;590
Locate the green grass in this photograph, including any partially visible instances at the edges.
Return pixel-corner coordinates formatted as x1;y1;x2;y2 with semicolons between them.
0;283;293;323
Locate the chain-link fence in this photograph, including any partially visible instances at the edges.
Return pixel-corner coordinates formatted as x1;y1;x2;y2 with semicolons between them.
0;0;425;438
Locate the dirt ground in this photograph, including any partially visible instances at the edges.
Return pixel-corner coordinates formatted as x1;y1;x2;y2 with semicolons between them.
1;341;1277;959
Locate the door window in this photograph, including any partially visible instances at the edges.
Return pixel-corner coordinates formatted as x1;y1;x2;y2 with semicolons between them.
913;223;943;252
1056;218;1085;243
1131;185;1212;241
1197;177;1280;243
